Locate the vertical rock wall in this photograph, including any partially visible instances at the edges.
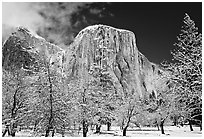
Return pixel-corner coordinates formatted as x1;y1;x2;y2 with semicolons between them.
66;25;163;99
2;25;165;100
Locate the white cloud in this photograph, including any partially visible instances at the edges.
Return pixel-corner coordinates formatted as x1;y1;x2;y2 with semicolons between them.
2;2;44;32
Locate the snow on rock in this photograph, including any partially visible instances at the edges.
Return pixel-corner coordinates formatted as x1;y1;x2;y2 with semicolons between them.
2;25;166;100
66;24;165;99
2;27;65;73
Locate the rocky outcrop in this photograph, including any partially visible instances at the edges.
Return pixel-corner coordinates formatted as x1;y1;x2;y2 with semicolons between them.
2;27;65;73
2;25;165;100
65;25;164;99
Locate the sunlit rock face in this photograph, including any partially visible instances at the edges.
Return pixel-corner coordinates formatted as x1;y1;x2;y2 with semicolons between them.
2;27;65;73
66;25;163;99
2;25;164;100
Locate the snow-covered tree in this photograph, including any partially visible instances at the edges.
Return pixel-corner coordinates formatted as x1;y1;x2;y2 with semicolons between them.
25;55;71;137
163;13;202;131
116;96;143;136
2;68;32;137
88;62;117;133
139;70;175;134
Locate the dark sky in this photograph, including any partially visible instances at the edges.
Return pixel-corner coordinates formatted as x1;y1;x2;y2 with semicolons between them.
2;2;202;65
93;2;202;64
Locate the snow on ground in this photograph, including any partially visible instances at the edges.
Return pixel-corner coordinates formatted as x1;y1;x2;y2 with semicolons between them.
89;125;202;137
8;125;202;137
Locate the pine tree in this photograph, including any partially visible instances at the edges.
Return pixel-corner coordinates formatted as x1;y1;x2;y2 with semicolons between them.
163;13;202;131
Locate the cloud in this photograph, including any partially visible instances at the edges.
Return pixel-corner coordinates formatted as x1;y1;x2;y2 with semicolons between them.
2;2;44;43
2;2;88;45
2;2;43;32
2;2;112;48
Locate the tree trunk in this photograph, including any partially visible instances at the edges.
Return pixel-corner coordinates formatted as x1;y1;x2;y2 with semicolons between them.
82;120;88;137
82;88;88;137
95;124;101;133
122;108;132;137
61;130;65;137
188;119;193;131
160;122;165;134
10;127;16;137
91;124;94;132
61;124;65;137
173;116;178;126
51;129;55;137
11;132;16;137
157;123;160;131
45;128;50;137
10;89;18;137
10;126;16;137
78;126;81;135
45;62;54;137
2;129;8;137
83;129;87;137
199;122;202;131
74;121;76;130
45;124;53;137
123;126;128;136
121;119;124;130
33;121;38;131
2;125;10;137
107;122;111;131
10;122;17;137
173;121;176;126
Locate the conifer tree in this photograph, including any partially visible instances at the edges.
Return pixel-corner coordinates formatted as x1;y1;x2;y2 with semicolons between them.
163;13;202;131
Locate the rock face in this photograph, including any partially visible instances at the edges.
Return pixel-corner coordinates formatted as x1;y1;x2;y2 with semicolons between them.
2;25;164;100
2;27;65;73
65;25;163;99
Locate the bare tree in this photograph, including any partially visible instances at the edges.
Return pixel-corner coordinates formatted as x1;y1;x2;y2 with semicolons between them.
25;55;71;137
115;94;143;136
2;68;31;137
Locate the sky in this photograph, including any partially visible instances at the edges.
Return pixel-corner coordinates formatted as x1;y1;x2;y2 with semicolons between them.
95;2;202;64
2;2;202;64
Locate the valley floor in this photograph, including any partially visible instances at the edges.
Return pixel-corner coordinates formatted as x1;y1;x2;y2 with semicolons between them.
89;125;202;137
4;125;202;137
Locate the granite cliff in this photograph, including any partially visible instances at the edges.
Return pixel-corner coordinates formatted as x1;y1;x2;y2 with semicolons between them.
2;27;65;73
65;25;164;99
2;25;165;100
